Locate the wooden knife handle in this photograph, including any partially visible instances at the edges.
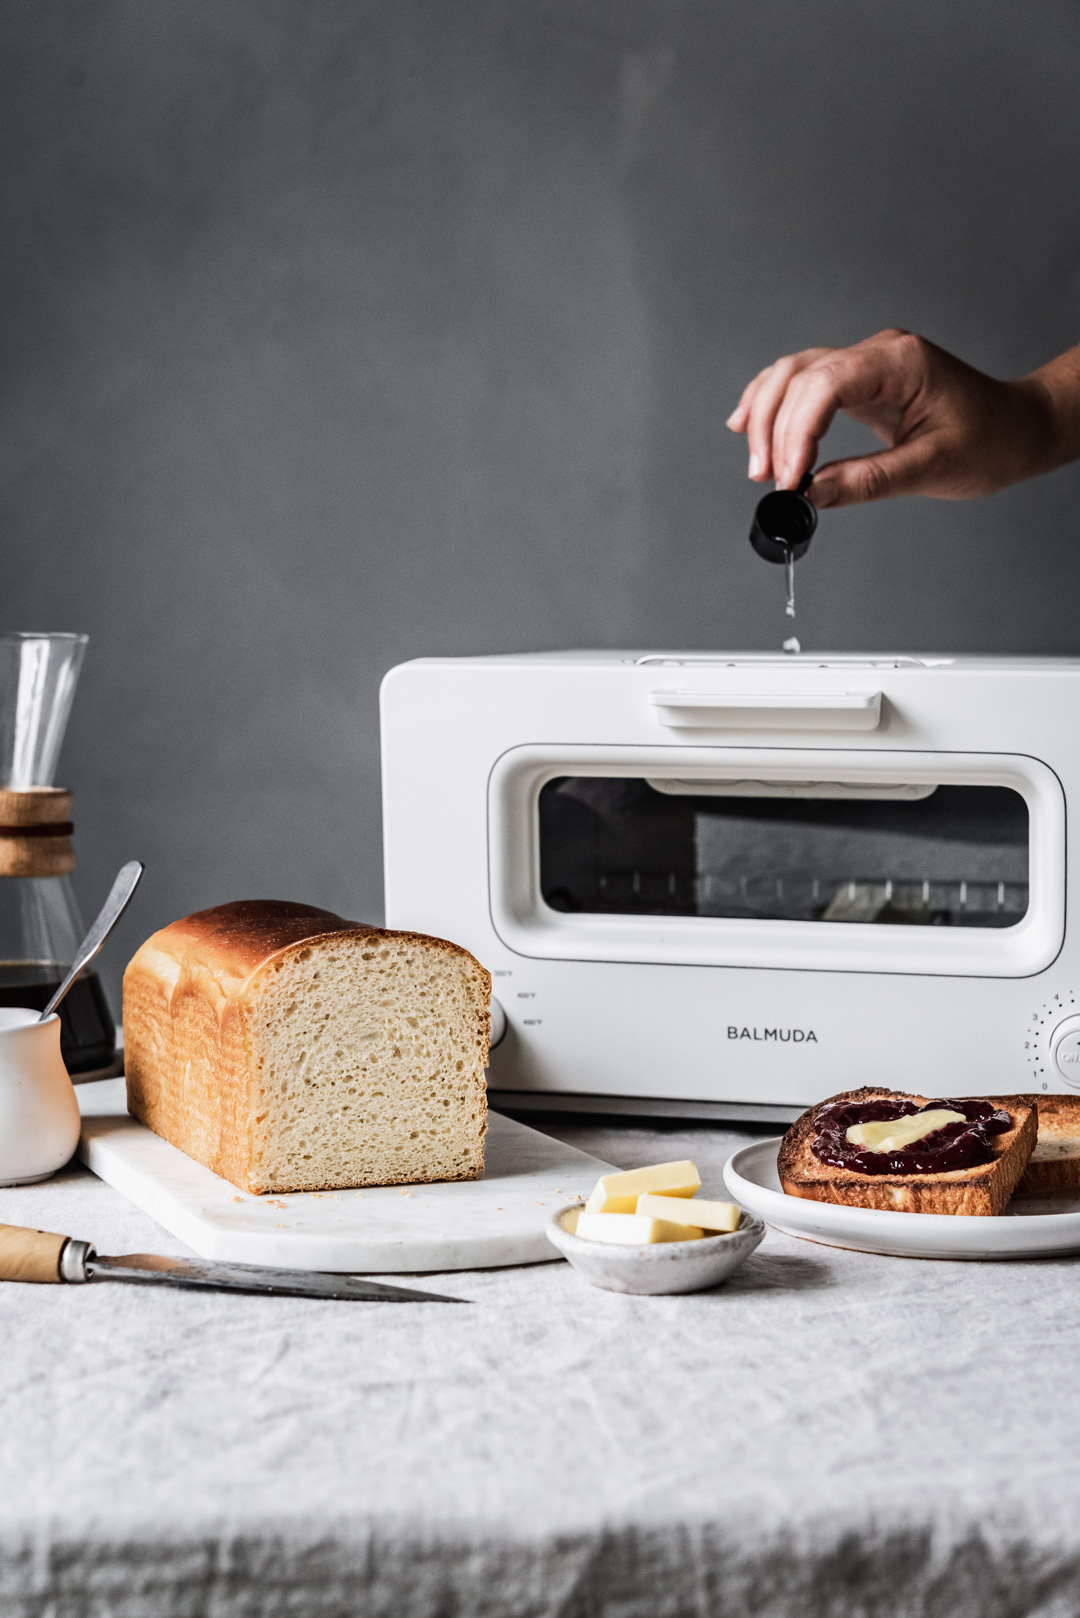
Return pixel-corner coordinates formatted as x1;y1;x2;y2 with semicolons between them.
0;1223;69;1283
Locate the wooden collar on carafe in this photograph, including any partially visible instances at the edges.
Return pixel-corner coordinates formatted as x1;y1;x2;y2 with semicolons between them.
0;788;75;877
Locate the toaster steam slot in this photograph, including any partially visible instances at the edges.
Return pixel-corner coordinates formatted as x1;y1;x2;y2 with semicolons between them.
646;779;936;800
649;689;882;731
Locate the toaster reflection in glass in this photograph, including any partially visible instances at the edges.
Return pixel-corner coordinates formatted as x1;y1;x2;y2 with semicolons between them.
381;652;1075;1121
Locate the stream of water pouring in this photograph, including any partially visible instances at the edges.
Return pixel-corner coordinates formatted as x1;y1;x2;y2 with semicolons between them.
782;552;800;653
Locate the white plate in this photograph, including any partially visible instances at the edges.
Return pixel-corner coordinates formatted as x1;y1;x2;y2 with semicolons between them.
723;1138;1080;1260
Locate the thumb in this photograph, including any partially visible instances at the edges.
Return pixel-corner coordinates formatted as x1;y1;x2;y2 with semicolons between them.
808;439;938;508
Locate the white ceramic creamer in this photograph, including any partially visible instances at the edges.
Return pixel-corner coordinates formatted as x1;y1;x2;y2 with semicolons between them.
0;1007;81;1186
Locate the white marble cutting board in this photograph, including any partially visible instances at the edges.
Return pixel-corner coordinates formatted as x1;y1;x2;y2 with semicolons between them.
76;1078;613;1273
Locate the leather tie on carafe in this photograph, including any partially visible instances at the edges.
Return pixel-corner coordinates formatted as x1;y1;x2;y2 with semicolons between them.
0;788;75;878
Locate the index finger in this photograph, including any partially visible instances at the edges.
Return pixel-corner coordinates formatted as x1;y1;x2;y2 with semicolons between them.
771;364;848;488
726;363;778;432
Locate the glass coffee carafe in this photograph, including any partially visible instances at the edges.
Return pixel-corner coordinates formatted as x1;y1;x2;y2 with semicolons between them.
0;633;116;1075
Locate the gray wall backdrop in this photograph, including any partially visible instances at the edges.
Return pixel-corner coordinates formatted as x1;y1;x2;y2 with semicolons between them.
2;0;1080;1007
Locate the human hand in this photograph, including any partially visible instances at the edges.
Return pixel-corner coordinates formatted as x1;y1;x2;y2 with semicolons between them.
726;328;1066;508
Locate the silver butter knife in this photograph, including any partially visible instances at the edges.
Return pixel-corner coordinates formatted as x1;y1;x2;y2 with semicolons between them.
0;1222;466;1303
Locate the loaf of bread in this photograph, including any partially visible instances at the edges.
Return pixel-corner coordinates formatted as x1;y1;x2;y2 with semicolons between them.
778;1088;1036;1216
123;900;489;1194
1014;1094;1080;1197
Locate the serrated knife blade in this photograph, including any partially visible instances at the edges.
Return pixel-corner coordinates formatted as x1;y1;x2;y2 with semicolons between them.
82;1249;466;1302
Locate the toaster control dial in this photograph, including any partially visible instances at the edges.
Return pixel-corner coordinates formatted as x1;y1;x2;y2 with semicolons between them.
1049;1017;1080;1088
489;997;507;1050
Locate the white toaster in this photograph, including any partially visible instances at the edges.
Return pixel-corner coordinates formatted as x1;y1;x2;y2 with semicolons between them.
380;651;1080;1122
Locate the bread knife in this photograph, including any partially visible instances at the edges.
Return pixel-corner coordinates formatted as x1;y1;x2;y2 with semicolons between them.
0;1222;466;1303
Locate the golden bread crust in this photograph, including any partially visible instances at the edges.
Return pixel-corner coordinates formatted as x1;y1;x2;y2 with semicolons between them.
135;900;395;988
777;1087;1037;1216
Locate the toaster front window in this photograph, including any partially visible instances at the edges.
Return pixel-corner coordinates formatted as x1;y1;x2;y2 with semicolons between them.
538;777;1029;928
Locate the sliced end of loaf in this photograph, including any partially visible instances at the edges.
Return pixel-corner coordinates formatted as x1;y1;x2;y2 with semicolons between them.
1014;1094;1080;1197
244;930;488;1193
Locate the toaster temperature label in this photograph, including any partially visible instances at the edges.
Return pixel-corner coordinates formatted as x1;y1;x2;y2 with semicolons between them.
727;1027;818;1044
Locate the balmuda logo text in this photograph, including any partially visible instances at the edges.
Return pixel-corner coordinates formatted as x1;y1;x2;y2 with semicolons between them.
727;1027;818;1043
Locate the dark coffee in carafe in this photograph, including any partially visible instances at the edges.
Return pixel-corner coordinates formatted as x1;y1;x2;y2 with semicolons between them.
0;633;117;1077
0;964;114;1073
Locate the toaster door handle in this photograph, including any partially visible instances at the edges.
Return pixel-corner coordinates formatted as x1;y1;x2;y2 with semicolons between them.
649;689;883;731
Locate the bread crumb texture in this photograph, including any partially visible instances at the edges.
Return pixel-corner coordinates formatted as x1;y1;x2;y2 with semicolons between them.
124;902;489;1195
248;934;486;1192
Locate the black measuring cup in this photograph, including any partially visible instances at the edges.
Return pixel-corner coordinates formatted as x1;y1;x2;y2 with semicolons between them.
749;471;817;563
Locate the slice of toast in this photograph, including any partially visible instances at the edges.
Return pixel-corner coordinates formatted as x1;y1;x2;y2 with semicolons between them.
1014;1094;1080;1197
778;1088;1037;1216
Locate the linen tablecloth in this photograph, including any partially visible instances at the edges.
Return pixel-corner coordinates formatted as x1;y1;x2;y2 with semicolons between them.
1;1111;1077;1617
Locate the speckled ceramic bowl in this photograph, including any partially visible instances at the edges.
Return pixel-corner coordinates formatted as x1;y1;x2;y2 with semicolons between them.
545;1202;765;1295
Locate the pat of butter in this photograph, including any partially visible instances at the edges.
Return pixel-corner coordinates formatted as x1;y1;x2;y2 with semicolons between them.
575;1212;704;1246
845;1108;966;1153
584;1160;701;1215
636;1193;741;1232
